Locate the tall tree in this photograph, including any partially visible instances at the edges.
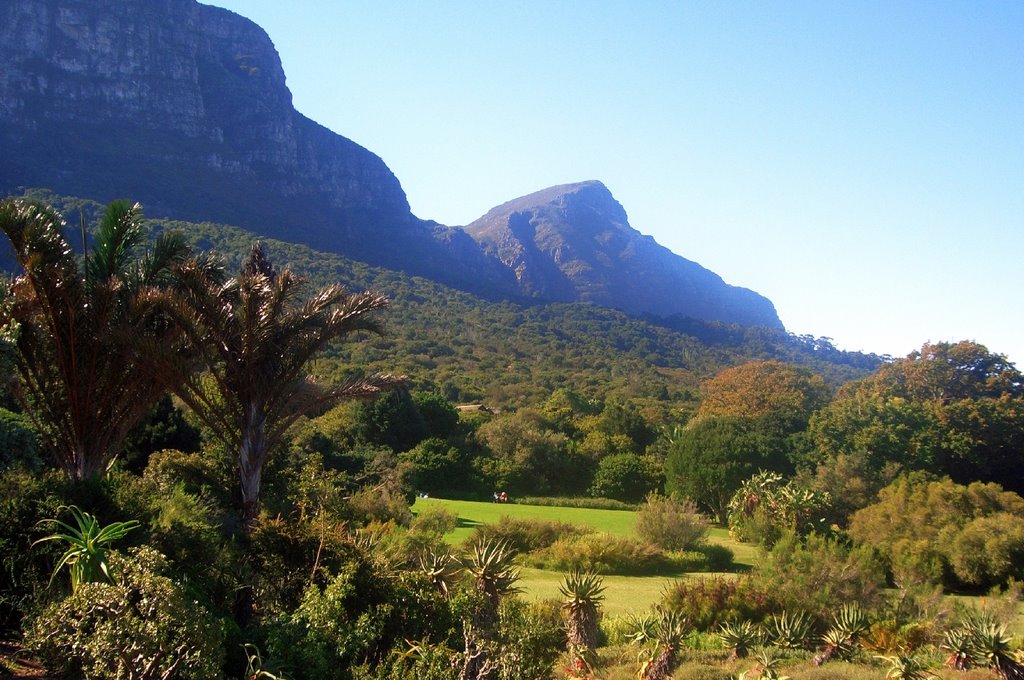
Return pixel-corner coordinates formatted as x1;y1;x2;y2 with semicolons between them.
0;199;191;480
148;243;403;530
811;341;1024;492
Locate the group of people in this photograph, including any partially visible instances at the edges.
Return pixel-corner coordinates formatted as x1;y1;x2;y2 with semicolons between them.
492;491;509;503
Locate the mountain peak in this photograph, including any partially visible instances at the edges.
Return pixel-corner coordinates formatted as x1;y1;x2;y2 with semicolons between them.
465;182;783;328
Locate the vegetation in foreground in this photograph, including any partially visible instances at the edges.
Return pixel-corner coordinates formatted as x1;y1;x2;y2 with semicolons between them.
0;197;1022;679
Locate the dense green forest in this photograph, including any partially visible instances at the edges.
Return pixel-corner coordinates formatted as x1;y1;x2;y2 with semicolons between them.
1;195;1022;680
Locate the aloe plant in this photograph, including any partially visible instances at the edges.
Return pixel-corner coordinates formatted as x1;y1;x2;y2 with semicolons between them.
738;649;791;680
419;549;457;597
971;622;1024;680
559;568;606;651
876;653;936;680
941;627;975;671
718;620;758;659
33;505;139;593
814;605;869;666
763;610;813;649
641;609;690;680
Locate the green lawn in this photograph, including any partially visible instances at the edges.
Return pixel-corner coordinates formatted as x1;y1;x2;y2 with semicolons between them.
412;497;753;616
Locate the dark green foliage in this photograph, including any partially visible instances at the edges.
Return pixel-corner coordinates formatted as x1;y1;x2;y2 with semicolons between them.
665;416;789;523
354;389;429;453
0;406;40;470
25;546;225;679
267;559;452;680
400;438;475;497
588;453;663;503
811;340;1024;495
120;396;201;473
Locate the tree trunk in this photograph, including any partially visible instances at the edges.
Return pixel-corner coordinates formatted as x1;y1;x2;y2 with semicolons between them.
239;405;268;534
643;646;677;680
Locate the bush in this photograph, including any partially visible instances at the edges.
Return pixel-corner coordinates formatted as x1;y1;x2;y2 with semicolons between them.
636;493;709;551
0;407;40;470
25;546;224;679
524;533;678;575
514;496;637;510
471;515;589;554
494;598;564;680
675;543;736;572
661;575;777;631
946;512;1024;588
267;558;452;679
753;531;886;622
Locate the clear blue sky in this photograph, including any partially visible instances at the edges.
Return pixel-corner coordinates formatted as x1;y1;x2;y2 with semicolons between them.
209;1;1023;366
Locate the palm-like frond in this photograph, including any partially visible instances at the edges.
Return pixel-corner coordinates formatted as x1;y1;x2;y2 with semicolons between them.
0;199;193;479
141;242;402;529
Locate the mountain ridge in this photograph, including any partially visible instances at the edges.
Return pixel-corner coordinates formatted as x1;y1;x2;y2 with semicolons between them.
1;0;781;328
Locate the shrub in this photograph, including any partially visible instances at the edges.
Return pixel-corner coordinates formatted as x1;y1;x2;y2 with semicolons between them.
753;531;886;622
471;515;589;554
524;534;678;575
946;513;1024;588
25;546;224;679
0;407;40;470
636;493;710;551
514;496;637;510
267;558;451;679
661;576;777;631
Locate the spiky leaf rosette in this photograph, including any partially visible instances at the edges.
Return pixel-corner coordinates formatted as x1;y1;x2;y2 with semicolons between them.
559;568;606;651
972;622;1024;680
876;653;937;680
941;627;975;671
764;610;813;649
718;620;758;659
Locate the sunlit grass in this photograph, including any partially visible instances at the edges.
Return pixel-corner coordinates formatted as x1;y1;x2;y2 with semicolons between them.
412;497;758;568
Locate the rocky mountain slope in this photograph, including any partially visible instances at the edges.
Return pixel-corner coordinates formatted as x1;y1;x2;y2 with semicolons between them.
465;182;782;327
0;0;781;328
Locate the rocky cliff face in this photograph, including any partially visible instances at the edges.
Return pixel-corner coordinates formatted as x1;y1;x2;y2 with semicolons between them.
0;0;516;291
0;0;781;328
465;181;783;328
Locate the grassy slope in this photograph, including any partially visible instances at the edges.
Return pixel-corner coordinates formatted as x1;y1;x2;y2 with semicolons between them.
412;497;755;616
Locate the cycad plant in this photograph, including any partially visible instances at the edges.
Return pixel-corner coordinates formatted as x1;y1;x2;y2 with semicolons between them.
0;199;195;480
559;568;606;652
718;620;758;659
145;242;404;531
763;610;813;650
32;505;139;593
814;603;870;666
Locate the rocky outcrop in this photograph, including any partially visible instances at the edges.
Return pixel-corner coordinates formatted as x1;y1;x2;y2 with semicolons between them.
465;181;783;328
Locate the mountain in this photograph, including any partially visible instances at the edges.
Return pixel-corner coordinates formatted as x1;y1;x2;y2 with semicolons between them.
0;0;780;328
0;0;516;296
465;182;782;327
